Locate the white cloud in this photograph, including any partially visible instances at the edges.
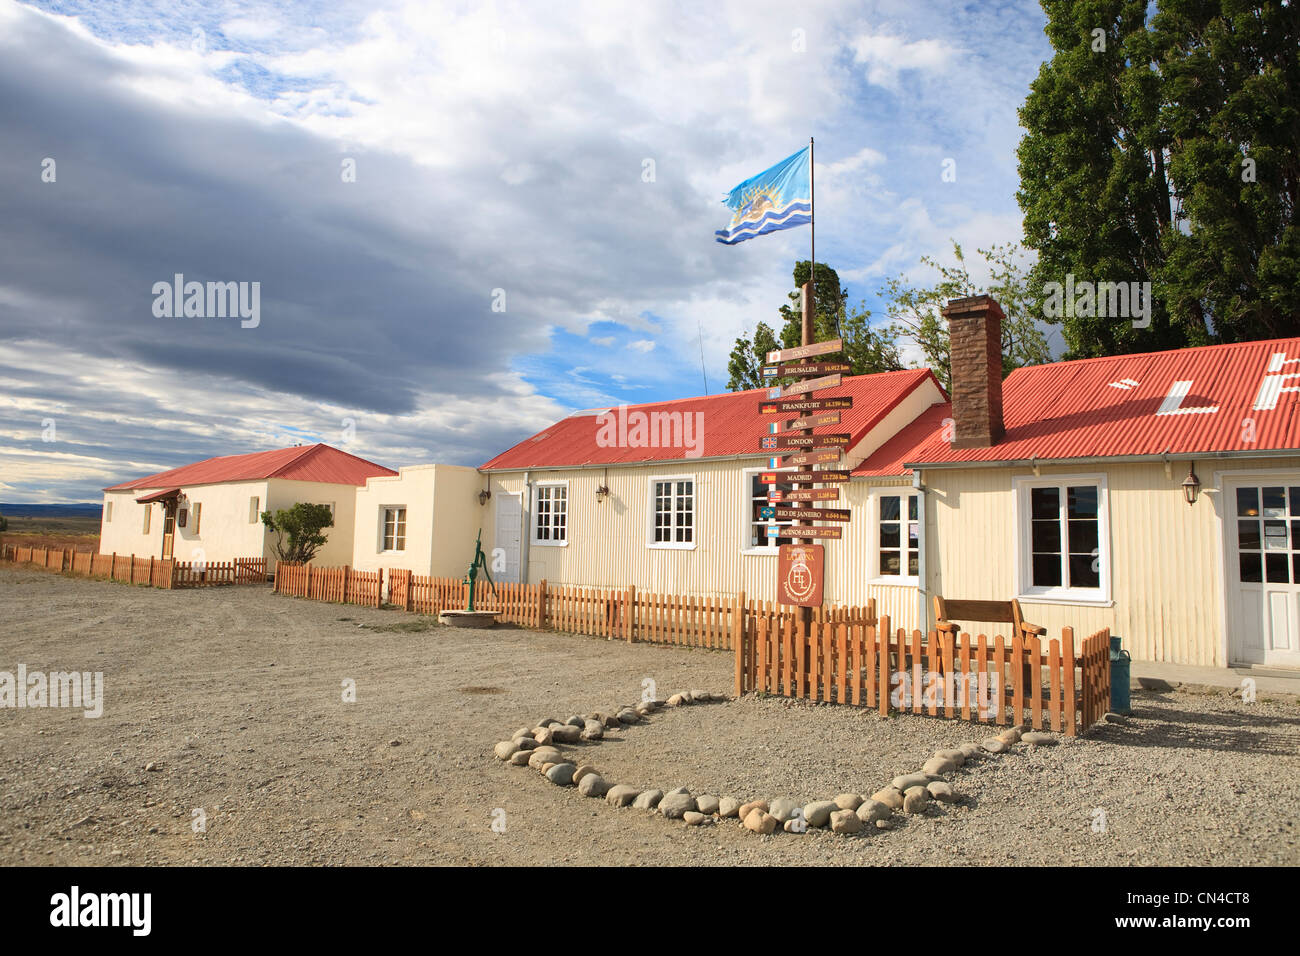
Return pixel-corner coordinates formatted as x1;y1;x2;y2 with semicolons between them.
850;29;960;90
627;340;656;353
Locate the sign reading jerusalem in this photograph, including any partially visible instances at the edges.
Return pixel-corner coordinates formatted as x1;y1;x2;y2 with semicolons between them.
778;543;824;608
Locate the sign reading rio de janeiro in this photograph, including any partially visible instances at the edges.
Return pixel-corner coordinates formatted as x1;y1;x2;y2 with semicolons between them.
778;543;824;608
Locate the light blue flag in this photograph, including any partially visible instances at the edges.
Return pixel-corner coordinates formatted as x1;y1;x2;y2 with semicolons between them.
715;146;811;245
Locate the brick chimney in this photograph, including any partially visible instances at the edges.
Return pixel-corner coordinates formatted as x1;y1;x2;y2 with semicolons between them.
943;294;1005;448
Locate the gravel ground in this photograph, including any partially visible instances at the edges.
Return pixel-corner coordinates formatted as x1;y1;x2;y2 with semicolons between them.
2;567;1298;866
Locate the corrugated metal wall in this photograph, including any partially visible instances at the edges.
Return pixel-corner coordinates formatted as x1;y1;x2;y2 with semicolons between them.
484;463;921;631
923;456;1300;667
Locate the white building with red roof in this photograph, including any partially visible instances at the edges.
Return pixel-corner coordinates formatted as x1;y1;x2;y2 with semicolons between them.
100;443;397;567
467;294;1300;669
474;367;948;627
856;296;1300;669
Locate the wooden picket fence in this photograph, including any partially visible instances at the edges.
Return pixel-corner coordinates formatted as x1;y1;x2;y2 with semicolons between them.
736;612;1111;736
272;566;876;652
1;544;266;589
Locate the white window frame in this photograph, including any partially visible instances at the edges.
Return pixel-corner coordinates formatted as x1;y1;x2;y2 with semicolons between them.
870;488;921;585
646;475;697;551
741;466;798;555
191;501;202;536
532;481;569;547
1013;473;1111;605
105;501;113;523
249;496;260;524
142;504;151;534
380;505;407;553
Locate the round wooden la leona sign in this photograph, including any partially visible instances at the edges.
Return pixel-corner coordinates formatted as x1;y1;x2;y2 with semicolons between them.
778;543;824;608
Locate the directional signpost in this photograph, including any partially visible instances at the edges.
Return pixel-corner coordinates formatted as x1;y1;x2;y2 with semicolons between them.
753;329;854;606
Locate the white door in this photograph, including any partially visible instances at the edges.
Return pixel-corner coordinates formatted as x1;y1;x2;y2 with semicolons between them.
493;492;522;583
1226;479;1300;667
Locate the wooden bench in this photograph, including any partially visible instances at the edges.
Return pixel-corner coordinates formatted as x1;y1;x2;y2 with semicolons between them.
933;596;1046;643
933;596;1047;691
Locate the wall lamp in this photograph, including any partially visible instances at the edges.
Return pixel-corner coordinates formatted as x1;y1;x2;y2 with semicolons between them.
595;485;610;503
478;489;491;506
1181;466;1201;506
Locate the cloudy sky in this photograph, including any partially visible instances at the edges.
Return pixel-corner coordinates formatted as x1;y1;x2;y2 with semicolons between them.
0;0;1052;502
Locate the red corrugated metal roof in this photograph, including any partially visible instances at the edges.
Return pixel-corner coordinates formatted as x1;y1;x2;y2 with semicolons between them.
480;369;940;470
854;338;1300;475
105;444;397;491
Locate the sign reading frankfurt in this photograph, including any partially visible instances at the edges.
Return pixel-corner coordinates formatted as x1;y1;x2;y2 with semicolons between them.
759;396;853;414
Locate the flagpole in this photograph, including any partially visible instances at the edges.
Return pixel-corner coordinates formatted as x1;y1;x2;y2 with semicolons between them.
809;136;814;284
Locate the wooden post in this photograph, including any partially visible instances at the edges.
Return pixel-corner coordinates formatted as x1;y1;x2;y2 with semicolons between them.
305;564;312;599
878;614;891;716
732;591;746;698
537;579;548;629
625;585;636;643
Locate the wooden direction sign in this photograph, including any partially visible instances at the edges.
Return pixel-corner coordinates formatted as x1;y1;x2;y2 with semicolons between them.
787;526;843;540
760;396;853;415
774;372;841;398
760;470;850;484
779;449;842;467
778;543;824;607
762;361;851;379
772;506;850;522
782;411;840;431
766;338;843;364
782;488;840;502
760;433;851;450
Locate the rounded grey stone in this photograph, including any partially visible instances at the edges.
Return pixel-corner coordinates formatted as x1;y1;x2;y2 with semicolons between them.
632;789;664;811
545;763;577;786
659;793;696;819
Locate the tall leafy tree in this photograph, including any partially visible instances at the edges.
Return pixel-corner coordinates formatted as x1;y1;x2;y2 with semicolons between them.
1156;0;1300;341
882;242;1051;390
727;261;902;390
1018;0;1299;357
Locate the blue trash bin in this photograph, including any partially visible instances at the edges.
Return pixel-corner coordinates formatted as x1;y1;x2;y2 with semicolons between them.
1109;636;1131;715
